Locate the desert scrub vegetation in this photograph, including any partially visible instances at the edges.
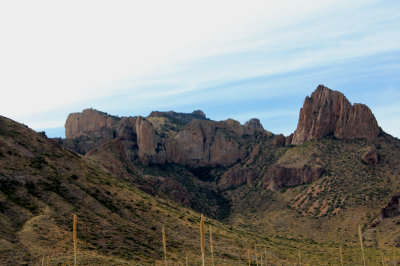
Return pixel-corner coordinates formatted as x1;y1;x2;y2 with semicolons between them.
32;204;400;265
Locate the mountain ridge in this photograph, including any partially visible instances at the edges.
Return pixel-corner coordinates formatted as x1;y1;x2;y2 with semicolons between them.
2;84;400;264
61;85;385;196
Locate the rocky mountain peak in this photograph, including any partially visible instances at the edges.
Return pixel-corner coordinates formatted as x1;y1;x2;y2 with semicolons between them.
291;85;380;145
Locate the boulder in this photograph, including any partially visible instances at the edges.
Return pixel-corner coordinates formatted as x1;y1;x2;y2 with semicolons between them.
381;193;400;219
362;149;379;165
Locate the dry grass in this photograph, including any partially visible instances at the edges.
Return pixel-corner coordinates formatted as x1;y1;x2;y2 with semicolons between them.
162;226;167;266
339;245;344;266
376;229;387;265
210;225;215;266
73;214;77;266
298;249;301;265
1;115;398;265
359;225;366;266
200;214;205;266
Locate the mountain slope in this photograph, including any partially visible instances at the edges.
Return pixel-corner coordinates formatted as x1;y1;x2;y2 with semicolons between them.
2;84;400;264
1;115;264;265
58;85;400;243
2;114;350;265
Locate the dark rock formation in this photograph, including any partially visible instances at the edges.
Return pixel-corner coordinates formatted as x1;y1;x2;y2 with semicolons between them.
149;110;207;124
158;178;191;207
263;164;325;191
219;165;258;190
85;138;136;178
244;144;260;166
64;109;262;168
291;85;380;145
285;133;294;146
275;134;286;147
115;117;137;141
362;149;379;165
381;193;400;219
244;118;264;135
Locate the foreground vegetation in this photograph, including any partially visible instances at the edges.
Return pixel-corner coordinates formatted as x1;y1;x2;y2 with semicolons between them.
39;210;399;265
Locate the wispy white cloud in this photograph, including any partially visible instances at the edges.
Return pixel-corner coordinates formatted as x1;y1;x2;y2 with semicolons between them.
27;119;66;130
1;0;399;137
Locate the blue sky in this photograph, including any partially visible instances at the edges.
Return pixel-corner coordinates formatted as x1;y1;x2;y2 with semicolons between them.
1;0;400;138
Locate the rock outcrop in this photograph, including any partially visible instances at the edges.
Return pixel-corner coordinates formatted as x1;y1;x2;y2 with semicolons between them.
362;149;379;165
136;116;161;164
263;164;325;191
63;109;138;154
85;138;137;178
149;110;207;124
381;193;400;219
65;108;118;139
166;119;248;167
291;85;380;145
285;133;294;146
275;134;286;147
158;178;191;207
244;118;264;135
65;109;262;168
219;165;258;190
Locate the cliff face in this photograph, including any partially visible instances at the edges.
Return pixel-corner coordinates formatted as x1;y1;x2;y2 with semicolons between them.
64;109;264;167
62;109;136;154
218;165;257;190
65;109;119;139
263;164;325;191
165;119;251;167
63;85;383;193
291;85;380;145
135;116;162;164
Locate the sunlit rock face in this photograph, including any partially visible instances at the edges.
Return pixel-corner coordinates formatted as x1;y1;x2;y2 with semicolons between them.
291;85;380;145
